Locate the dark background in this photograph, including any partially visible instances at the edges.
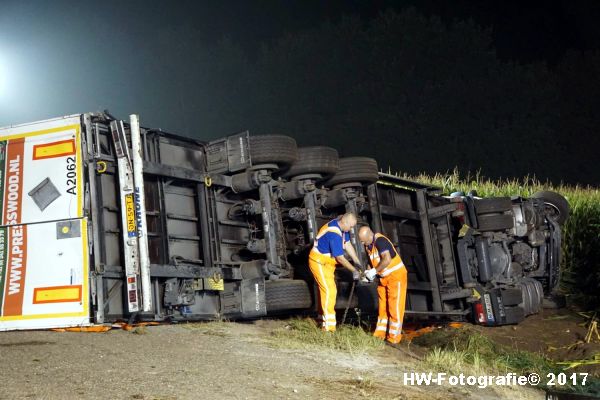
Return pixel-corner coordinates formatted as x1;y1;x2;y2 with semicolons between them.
1;0;599;184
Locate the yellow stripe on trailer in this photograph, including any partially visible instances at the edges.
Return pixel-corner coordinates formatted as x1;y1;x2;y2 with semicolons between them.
33;285;82;304
33;140;75;160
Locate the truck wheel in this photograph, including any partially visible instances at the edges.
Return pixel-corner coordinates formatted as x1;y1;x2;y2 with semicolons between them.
265;279;312;312
323;157;379;186
249;135;298;167
533;279;544;311
282;146;339;179
519;279;543;316
474;197;512;215
476;214;514;231
532;191;570;226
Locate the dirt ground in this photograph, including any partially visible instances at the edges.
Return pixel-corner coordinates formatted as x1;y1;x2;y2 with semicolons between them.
0;318;550;400
472;308;600;377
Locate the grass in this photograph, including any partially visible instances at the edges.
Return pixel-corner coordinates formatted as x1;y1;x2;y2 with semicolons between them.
181;320;231;336
416;327;553;377
389;168;600;311
268;318;385;356
414;325;600;395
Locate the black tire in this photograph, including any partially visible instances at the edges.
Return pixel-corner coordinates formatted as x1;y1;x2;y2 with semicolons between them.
476;214;514;231
265;279;312;312
530;280;541;314
520;282;532;316
532;191;570;226
519;279;542;316
532;280;544;312
249;135;298;167
500;288;522;306
474;197;513;215
282;146;339;179
527;281;538;314
323;157;379;187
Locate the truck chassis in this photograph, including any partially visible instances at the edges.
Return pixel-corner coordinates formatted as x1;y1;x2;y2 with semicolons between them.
0;112;568;331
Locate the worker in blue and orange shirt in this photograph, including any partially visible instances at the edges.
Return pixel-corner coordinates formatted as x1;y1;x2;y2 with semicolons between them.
358;226;407;344
308;213;361;332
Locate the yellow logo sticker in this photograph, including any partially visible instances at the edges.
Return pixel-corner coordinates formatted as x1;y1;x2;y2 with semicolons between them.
125;194;136;237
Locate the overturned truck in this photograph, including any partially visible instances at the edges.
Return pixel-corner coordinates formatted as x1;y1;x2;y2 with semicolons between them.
0;112;569;331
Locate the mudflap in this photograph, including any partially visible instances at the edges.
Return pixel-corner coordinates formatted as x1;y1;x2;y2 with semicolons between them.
472;287;525;326
221;278;267;319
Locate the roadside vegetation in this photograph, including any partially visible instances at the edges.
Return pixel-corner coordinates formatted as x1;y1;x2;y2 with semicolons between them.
394;169;600;311
182;320;232;337
268;318;385;356
415;326;554;377
266;317;599;396
413;325;600;396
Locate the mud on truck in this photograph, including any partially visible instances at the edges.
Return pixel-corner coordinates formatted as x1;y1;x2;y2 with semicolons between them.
0;112;569;331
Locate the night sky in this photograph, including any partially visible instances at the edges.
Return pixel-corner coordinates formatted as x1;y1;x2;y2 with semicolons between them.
1;0;599;183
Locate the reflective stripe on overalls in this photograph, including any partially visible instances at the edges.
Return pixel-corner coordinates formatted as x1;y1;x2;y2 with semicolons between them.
308;222;346;331
366;233;407;344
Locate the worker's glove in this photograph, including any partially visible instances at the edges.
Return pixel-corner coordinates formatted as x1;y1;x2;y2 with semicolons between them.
352;269;360;281
364;268;377;281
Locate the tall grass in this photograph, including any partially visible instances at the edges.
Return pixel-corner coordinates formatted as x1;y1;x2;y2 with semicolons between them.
389;168;600;310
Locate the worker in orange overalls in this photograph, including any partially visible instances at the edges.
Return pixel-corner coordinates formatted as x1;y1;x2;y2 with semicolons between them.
358;226;407;344
308;213;361;332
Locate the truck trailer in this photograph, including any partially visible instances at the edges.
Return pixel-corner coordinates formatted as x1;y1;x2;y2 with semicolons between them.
0;112;569;331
